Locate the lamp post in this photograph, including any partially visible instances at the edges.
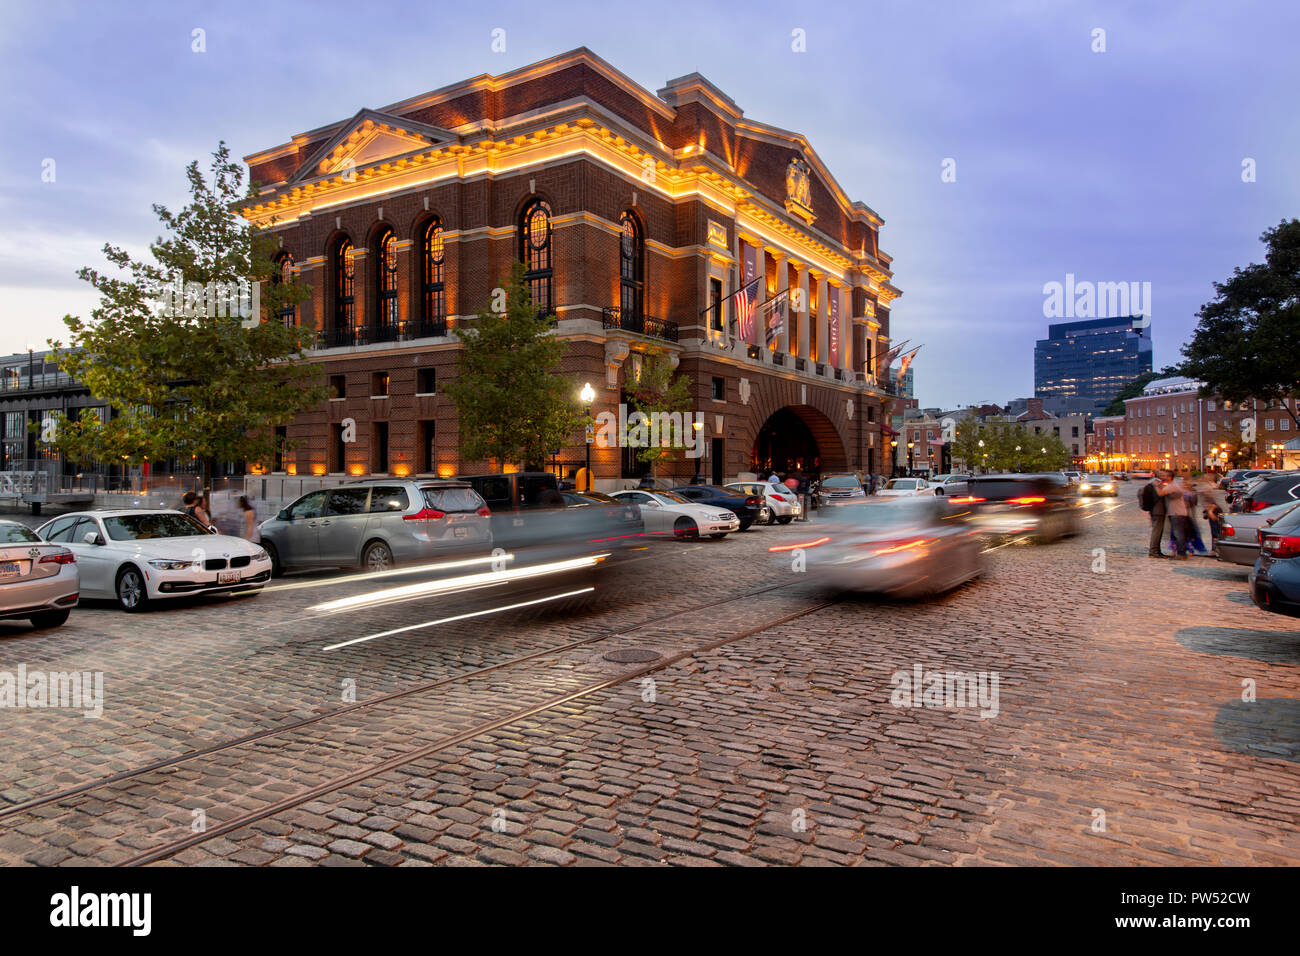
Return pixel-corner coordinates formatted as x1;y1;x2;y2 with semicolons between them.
890;439;898;477
907;440;914;474
579;382;595;491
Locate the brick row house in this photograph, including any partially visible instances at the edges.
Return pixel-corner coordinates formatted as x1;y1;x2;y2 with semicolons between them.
1084;377;1300;472
240;48;903;489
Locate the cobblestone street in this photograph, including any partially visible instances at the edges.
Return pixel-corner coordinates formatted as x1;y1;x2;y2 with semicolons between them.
1;497;1297;867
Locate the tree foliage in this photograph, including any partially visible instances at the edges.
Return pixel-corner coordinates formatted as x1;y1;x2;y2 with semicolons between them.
625;348;694;471
951;421;1072;473
443;261;586;470
48;143;326;485
1179;218;1300;427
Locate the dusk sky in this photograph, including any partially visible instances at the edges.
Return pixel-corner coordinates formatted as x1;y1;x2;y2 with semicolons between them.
2;0;1297;409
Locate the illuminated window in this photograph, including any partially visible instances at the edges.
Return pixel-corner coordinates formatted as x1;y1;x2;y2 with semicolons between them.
422;218;446;332
376;228;398;335
334;237;355;333
520;199;553;316
619;211;643;319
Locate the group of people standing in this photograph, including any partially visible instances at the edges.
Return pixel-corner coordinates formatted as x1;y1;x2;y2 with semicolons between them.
1143;470;1222;559
180;490;261;541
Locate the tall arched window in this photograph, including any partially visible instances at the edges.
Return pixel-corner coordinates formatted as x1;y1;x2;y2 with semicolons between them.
618;211;643;320
376;228;398;339
333;237;355;344
421;218;445;335
519;199;552;316
273;252;295;328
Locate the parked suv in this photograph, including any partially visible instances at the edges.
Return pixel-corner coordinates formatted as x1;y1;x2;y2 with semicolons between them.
259;480;491;575
815;473;867;507
1237;471;1300;513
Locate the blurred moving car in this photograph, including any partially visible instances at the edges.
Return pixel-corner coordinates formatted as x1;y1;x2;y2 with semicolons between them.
1217;500;1300;566
669;485;763;530
1109;472;1129;482
0;520;79;628
558;490;646;546
814;474;867;507
960;474;1080;542
778;497;982;597
610;489;739;539
1235;471;1300;513
259;480;491;574
724;481;801;524
36;510;270;611
876;477;934;497
928;474;972;497
1250;505;1300;616
1129;470;1155;481
1078;474;1118;497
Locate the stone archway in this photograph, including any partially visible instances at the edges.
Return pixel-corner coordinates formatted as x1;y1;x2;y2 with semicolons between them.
751;404;848;476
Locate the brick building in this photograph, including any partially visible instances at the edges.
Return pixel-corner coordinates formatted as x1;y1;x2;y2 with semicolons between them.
240;49;902;489
1082;376;1299;472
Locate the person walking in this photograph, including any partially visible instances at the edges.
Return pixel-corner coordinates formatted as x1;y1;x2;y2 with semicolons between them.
1159;471;1191;558
1139;471;1168;558
182;490;211;529
767;471;780;484
237;495;259;542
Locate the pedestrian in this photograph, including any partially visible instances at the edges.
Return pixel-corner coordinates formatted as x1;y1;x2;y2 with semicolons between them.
1138;471;1167;557
1158;470;1191;558
767;470;780;484
182;490;211;529
237;495;259;542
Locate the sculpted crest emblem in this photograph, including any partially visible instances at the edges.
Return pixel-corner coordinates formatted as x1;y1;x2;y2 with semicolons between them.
784;156;814;223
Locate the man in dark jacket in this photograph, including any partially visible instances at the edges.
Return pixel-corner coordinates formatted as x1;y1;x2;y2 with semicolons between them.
1143;471;1169;557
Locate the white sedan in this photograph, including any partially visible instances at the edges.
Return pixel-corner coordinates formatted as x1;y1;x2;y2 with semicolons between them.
876;477;936;497
724;481;801;524
35;510;272;612
609;490;740;539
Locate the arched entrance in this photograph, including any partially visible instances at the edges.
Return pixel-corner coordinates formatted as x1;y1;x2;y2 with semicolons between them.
751;405;848;477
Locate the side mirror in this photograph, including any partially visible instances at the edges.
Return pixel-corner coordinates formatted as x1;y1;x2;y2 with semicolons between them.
82;531;104;546
277;509;289;521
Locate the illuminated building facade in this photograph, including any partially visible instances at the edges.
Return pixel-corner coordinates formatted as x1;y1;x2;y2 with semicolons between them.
1034;317;1152;415
241;49;902;487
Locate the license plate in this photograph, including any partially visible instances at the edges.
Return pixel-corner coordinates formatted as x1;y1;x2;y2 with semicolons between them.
454;526;469;538
0;562;20;578
217;571;240;584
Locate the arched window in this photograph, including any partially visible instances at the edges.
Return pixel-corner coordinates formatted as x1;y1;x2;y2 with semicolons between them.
333;237;355;344
273;252;295;327
376;228;398;339
519;199;553;316
618;211;643;320
421;218;446;335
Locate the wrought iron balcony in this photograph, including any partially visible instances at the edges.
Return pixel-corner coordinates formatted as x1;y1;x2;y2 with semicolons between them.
602;307;679;343
316;318;449;349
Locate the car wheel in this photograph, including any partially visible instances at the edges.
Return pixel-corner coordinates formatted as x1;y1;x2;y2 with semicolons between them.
673;517;699;540
362;541;394;572
116;566;148;612
777;516;793;525
29;609;70;629
263;541;284;578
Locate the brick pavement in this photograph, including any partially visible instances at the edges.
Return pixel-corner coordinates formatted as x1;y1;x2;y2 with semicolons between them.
2;498;1298;865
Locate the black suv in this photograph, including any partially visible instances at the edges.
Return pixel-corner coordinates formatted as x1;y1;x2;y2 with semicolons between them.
964;473;1079;543
1238;471;1300;513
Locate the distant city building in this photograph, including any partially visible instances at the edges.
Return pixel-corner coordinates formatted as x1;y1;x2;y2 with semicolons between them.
1034;316;1152;415
1083;376;1299;471
1014;398;1086;461
1006;394;1101;421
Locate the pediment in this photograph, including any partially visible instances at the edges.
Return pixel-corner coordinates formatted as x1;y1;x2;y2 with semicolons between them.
290;109;458;183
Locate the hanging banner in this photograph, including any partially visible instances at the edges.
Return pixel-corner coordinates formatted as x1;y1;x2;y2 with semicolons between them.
742;244;758;344
828;289;840;367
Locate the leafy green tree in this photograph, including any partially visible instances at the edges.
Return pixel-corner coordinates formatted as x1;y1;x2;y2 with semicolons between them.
444;261;586;470
1180;218;1300;427
625;348;693;477
952;421;1072;472
48;143;326;493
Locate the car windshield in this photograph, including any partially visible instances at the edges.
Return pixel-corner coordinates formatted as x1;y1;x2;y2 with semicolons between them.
657;492;692;504
821;476;860;489
885;479;917;490
422;487;485;513
103;513;210;540
0;523;41;544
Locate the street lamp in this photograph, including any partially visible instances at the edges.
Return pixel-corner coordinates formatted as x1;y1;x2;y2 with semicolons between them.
579;382;596;491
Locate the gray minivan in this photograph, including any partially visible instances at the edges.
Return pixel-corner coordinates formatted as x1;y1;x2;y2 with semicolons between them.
258;480;492;575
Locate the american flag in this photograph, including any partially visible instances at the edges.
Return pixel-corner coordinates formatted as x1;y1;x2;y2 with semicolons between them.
732;278;760;342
